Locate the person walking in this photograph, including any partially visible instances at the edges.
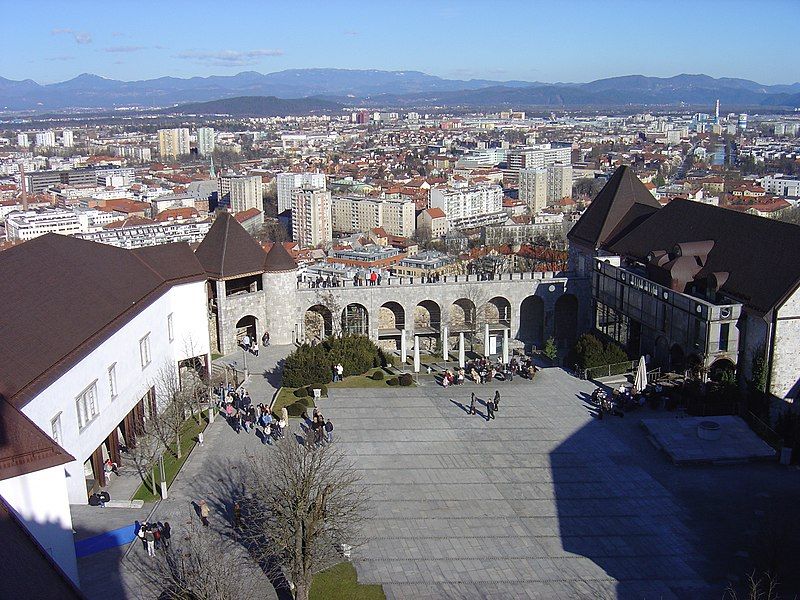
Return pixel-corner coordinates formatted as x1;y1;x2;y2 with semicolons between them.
493;390;500;412
486;398;495;421
469;392;476;415
161;522;171;549
262;331;270;347
242;334;251;352
324;418;334;444
144;526;156;557
199;500;210;527
232;501;242;530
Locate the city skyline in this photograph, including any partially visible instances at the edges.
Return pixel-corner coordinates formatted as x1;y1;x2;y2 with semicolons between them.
1;0;798;85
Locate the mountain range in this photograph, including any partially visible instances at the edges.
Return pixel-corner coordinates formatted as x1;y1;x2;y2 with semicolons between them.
1;69;800;112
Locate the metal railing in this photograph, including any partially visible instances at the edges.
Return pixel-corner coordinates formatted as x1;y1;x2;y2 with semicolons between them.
296;270;572;290
582;360;637;380
743;410;783;451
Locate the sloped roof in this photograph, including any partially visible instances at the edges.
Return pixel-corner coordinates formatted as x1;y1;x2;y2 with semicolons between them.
0;235;206;408
0;395;73;481
194;212;266;279
568;165;661;249
607;199;800;315
0;497;85;599
263;239;298;272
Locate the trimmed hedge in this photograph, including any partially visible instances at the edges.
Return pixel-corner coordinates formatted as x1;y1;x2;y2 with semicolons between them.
293;387;310;398
387;377;399;386
287;400;311;418
371;370;384;381
282;335;389;388
398;373;413;387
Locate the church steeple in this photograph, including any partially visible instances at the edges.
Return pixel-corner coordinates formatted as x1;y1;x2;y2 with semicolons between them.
209;155;216;179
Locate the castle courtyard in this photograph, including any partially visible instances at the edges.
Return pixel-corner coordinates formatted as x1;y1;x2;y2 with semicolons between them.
316;368;800;600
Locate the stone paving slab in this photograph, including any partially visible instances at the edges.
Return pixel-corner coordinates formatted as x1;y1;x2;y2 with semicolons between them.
317;367;716;599
641;416;777;463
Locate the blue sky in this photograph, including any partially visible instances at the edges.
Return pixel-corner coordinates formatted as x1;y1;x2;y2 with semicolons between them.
1;0;798;85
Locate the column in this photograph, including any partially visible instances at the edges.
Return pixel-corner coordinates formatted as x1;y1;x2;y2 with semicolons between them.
441;325;449;361
502;328;510;364
413;335;420;373
459;332;465;369
400;329;407;365
484;323;491;357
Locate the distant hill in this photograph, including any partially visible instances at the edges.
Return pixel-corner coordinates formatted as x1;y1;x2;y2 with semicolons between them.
165;95;342;116
1;69;799;111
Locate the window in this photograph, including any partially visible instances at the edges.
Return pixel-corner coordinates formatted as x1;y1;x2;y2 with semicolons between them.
108;363;117;399
76;382;99;430
167;313;174;342
140;334;151;368
719;323;730;352
51;413;62;445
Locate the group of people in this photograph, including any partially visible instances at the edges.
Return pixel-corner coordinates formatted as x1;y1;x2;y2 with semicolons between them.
137;521;171;557
240;331;270;356
444;356;538;387
220;386;288;444
301;407;334;446
331;362;344;382
466;390;501;421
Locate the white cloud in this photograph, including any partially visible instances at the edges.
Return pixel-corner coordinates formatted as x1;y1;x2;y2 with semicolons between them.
103;46;146;53
176;48;284;67
51;28;92;45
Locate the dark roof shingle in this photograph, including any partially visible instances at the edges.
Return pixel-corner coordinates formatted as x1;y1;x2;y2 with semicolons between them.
194;213;266;279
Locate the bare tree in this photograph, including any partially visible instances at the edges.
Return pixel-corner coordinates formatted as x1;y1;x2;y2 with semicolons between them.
724;571;780;600
237;437;369;600
150;361;196;459
128;424;161;494
135;523;263;600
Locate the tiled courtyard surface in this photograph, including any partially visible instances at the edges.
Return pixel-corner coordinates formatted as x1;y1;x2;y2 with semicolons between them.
318;369;735;600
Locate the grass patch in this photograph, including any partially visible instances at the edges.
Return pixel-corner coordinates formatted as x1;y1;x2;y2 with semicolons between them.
310;562;385;600
211;352;223;360
132;413;209;502
329;367;402;389
272;387;315;417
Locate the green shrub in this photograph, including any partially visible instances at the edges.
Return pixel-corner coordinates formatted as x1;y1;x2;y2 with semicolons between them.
308;384;328;397
287;401;310;417
543;337;558;362
398;373;413;386
282;334;387;388
371;370;384;380
567;332;630;372
387;377;399;386
293;387;310;398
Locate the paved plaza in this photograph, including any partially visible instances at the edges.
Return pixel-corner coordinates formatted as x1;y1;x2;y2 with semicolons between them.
317;368;800;600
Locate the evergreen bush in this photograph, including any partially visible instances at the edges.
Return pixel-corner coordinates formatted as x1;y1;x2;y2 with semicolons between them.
387;377;399;386
371;370;384;380
398;373;413;386
281;335;387;388
293;387;309;398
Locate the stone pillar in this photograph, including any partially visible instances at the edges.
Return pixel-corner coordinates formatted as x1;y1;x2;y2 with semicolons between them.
413;335;420;373
400;329;407;365
459;332;465;368
502;328;509;364
441;325;449;361
484;323;491;357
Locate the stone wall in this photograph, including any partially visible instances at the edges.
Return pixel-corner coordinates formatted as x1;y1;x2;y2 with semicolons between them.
770;286;800;402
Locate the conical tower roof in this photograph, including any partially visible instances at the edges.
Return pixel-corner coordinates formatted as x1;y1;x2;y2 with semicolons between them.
263;242;298;272
568;165;661;250
195;212;266;279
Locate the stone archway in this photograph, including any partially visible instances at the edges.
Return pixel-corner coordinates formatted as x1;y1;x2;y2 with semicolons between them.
554;294;578;348
519;295;545;350
304;304;332;342
710;358;736;383
379;301;405;331
235;315;258;343
342;303;369;336
414;300;441;332
669;344;685;371
450;298;476;331
486;296;511;327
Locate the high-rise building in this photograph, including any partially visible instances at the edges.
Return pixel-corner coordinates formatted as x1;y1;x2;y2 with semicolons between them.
16;133;29;147
158;128;190;158
504;143;571;185
277;172;326;214
62;130;74;148
218;174;263;213
196;127;215;156
518;168;548;213
547;163;573;206
35;131;56;148
292;186;332;247
738;113;748;131
331;196;416;237
429;183;505;229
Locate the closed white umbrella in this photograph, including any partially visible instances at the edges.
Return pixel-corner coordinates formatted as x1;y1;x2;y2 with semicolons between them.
633;356;648;393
